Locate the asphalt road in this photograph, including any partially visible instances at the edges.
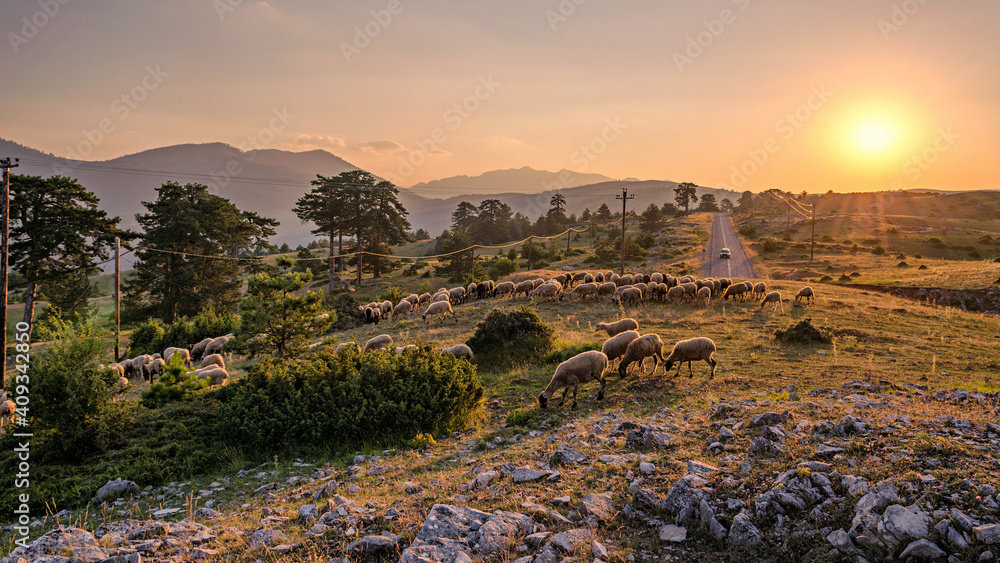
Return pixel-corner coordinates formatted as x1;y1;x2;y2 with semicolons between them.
704;213;757;280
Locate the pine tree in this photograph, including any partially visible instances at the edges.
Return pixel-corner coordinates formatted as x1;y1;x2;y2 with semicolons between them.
674;182;698;214
595;203;613;222
123;182;277;323
640;203;663;232
9;174;132;339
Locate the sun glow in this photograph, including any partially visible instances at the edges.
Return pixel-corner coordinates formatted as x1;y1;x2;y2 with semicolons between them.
856;122;896;152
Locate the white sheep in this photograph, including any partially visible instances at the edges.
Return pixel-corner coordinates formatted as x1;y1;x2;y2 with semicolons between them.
679;275;694;284
395;344;418;355
195;366;229;386
422;300;454;324
595;318;639;337
537;350;609;409
405;293;420;307
667;285;687;304
199;353;226;370
753;282;767;299
392;300;413;321
1;400;17;428
723;283;749;302
418;293;432;307
189;338;213;360
165;347;192;368
679;282;698;301
494;281;515;298
531;282;561;301
363;334;393;352
448;286;467;305
613;287;643;306
143;358;166;382
760;290;783;312
794;286;815;304
128;354;153;378
597;282;617;299
617;333;665;378
512;280;535;299
432;292;451;304
664;337;718;379
695;286;712;307
567;282;599;301
204;335;231;356
601;330;640;368
364;305;382;324
441;344;474;361
467;283;478;299
651;273;664;284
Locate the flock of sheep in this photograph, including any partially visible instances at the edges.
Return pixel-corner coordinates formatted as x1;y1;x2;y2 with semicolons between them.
101;334;234;390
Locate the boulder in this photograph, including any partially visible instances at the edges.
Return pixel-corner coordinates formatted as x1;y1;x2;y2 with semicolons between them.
96;478;140;501
728;512;762;547
578;493;616;525
659;525;687;542
347;532;405;556
899;539;946;559
975;524;1000;544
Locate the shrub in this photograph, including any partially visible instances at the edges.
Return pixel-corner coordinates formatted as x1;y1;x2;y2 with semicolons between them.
543;342;602;364
466;306;556;369
775;319;832;344
505;408;539;428
379;286;409;305
327;293;364;331
820;275;833;282
759;237;782;252
738;223;758;238
128;318;165;356
635;233;656;249
215;346;483;451
127;305;240;357
141;355;209;408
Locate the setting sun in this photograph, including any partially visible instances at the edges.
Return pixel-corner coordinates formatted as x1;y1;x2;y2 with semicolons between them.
856;122;896;152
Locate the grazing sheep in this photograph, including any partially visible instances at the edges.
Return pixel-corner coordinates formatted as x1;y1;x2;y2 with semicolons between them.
679;275;694;284
696;286;712;307
617;334;666;378
128;354;153;379
613;287;643;306
664;337;718;378
571;272;588;287
633;282;649;298
760;290;783;312
143;358;166;382
195;366;229;386
477;280;494;299
418;292;432;307
378;301;392;318
531;282;561;301
117;376;129;390
199;353;226;370
601;330;640;368
617;274;634;287
189;337;213;360
794;286;815;304
537;350;609;409
595;317;639;337
105;363;125;378
392;300;413;321
405;293;419;307
363;334;393;352
432;292;451;304
723;283;749;302
680;282;698;301
364;305;382;324
494;281;515;298
584;273;594;284
441;344;474;361
165;347;192;368
650;283;667;302
651;273;664;284
467;283;478;300
753;282;767;299
609;273;620;285
554;273;569;286
205;335;231;356
667;285;687;304
567;282;599;301
449;286;467;305
719;278;732;293
665;275;678;289
597;281;617;299
335;342;361;354
512;280;535;299
1;400;17;427
151;353;161;360
594;272;604;283
422;300;454;324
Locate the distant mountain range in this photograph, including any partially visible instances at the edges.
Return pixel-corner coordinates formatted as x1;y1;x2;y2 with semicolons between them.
0;139;739;246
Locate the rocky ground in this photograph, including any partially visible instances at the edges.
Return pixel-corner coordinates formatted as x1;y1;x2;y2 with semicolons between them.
3;379;1000;562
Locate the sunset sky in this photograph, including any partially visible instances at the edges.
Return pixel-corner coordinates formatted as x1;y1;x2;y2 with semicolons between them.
2;1;998;192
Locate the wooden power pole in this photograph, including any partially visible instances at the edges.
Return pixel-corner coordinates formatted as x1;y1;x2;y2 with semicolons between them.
615;186;634;276
1;157;18;388
114;237;121;360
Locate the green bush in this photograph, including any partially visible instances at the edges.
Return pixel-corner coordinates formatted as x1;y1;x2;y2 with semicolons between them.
326;293;364;331
466;306;555;369
379;286;409;305
215;345;483;452
738;223;758;238
127;318;165;356
488;257;519;281
759;237;782;252
543;342;602;364
141;355;209;408
127;305;240;357
635;233;656;249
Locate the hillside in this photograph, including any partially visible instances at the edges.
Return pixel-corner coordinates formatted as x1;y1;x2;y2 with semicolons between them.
410;167;618;196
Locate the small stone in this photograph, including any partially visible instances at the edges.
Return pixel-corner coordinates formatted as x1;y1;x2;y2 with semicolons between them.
592;540;609;559
659;525;687;542
639;462;656;475
975;524;1000;544
686;460;719;476
827;529;856;554
899;539;946;559
298;504;318;522
578;493;616;524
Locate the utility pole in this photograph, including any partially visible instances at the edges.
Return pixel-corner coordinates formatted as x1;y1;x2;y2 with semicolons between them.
114;237;121;360
1;157;18;388
786;204;791;240
355;189;362;288
527;236;533;270
810;200;817;263
615;186;634;276
566;228;571;253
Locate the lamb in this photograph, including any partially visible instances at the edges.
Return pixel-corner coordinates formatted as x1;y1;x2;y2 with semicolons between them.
165;347;192;368
494;281;515;298
441;344;474;361
597;282;617;299
143;358;166;382
1;400;17;427
392;300;413;321
531;282;561;301
663;337;718;378
696;286;712;307
617;334;666;378
753;282;767;299
199;353;226;370
188;337;213;360
567;282;599;301
794;286;815;304
601;330;640;367
363;334;393;352
595;317;639;337
204;335;231;356
512;280;535;299
760;290;784;312
422;300;454;324
195;366;229;386
537;350;609;410
335;342;361;354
